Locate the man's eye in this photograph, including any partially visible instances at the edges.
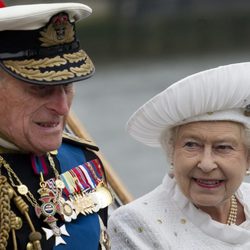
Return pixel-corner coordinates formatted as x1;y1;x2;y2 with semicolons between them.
37;86;47;90
30;85;48;91
63;83;74;93
27;85;51;96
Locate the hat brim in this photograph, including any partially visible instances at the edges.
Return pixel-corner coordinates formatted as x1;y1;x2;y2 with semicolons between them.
126;62;250;147
0;3;92;31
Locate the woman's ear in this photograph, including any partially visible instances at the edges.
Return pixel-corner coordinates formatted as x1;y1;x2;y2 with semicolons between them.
246;152;250;175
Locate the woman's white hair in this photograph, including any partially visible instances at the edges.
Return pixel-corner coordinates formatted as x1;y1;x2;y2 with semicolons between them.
160;126;177;164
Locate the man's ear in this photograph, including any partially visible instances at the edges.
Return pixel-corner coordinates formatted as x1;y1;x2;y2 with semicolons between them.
0;68;8;81
0;68;3;80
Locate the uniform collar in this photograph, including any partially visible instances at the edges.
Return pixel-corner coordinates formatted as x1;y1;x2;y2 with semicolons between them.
0;135;21;153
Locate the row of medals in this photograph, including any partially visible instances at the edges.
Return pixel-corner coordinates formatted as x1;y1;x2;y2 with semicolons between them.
18;176;113;221
58;179;113;219
52;178;113;220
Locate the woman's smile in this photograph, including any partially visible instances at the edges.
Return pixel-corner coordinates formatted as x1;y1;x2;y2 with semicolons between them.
192;178;224;189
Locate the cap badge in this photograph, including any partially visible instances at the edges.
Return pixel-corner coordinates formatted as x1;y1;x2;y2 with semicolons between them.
39;13;75;47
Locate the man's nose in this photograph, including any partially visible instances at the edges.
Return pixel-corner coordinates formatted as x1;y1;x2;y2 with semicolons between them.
197;147;217;173
46;86;72;115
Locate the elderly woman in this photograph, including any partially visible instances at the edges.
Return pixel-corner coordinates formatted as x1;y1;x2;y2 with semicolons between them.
108;62;250;249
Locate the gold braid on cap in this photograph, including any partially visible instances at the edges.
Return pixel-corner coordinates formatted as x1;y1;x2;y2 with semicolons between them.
3;50;94;82
5;56;67;69
65;50;94;75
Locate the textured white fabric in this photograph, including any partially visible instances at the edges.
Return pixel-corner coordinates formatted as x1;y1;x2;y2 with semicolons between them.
108;175;250;250
0;3;92;31
126;62;250;147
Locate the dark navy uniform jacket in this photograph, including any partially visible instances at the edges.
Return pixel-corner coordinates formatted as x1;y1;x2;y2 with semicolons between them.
2;135;108;250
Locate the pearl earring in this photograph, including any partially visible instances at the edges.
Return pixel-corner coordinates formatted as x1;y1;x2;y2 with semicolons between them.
168;163;174;178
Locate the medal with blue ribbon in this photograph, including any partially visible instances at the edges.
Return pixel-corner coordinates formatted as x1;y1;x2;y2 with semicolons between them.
58;159;113;214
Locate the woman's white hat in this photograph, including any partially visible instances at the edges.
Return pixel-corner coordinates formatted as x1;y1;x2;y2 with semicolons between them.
126;62;250;147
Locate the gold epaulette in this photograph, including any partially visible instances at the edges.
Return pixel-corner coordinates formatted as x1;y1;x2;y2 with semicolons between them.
62;132;99;151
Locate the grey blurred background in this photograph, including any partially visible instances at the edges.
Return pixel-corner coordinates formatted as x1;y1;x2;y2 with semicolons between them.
6;0;250;198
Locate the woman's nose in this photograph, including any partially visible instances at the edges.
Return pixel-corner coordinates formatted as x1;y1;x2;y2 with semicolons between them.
197;147;217;173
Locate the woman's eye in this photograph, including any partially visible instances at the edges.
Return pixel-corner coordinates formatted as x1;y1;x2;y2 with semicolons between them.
184;141;200;149
215;145;233;152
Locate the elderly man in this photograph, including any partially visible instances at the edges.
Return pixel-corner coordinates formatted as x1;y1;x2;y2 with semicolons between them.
0;2;111;250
